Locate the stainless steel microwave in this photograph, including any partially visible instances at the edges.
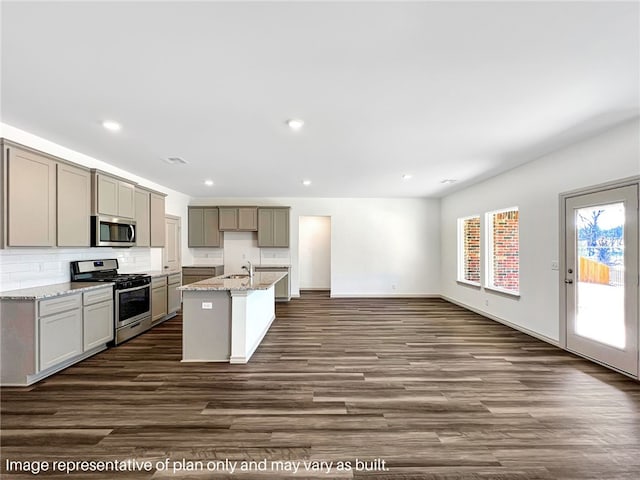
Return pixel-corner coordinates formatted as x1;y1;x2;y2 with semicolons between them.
91;215;136;247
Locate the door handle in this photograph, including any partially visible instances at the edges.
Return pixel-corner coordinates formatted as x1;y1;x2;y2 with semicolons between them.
565;279;573;284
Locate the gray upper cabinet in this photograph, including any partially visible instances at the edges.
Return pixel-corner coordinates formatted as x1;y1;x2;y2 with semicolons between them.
188;207;221;247
57;162;90;247
258;207;290;247
4;144;57;247
219;207;258;231
135;188;166;248
92;170;136;219
150;192;166;247
134;188;150;247
118;181;135;218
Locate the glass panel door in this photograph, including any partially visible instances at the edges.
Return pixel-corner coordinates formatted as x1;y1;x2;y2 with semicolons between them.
565;185;638;376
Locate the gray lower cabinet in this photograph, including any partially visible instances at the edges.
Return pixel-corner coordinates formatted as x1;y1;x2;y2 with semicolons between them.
1;286;114;386
82;287;114;351
254;266;291;301
167;273;182;314
182;266;224;285
39;298;83;371
257;208;290;247
151;276;168;323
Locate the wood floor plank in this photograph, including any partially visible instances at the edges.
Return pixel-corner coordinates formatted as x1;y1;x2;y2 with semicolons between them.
1;294;639;479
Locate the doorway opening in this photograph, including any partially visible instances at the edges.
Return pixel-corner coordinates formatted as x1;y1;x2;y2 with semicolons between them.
299;216;331;297
560;177;639;377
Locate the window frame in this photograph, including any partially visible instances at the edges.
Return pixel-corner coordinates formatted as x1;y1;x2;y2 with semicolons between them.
457;214;482;287
484;206;520;297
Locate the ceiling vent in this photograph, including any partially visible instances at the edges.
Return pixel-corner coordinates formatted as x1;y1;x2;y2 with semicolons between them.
164;157;188;165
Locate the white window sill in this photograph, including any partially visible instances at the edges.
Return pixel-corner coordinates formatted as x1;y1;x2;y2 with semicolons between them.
456;279;481;288
484;286;520;298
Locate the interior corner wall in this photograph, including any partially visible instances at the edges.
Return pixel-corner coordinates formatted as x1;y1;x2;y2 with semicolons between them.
193;197;441;297
440;118;640;342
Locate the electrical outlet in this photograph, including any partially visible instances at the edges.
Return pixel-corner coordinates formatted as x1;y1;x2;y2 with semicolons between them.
484;299;489;307
392;284;397;290
551;261;559;271
242;253;246;259
201;302;213;310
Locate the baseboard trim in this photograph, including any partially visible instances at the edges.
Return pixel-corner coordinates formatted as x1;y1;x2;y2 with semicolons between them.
440;295;560;347
330;293;440;299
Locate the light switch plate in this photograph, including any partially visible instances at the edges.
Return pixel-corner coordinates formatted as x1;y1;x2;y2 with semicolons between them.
551;261;559;271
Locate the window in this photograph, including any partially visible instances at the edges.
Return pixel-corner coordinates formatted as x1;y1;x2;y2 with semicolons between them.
486;207;519;294
457;215;481;285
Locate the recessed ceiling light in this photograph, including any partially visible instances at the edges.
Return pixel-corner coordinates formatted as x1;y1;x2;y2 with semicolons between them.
204;180;214;187
287;118;304;130
440;179;457;184
302;179;312;186
402;174;413;180
102;120;121;132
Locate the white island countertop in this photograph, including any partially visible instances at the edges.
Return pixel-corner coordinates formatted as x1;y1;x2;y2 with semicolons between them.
178;272;287;292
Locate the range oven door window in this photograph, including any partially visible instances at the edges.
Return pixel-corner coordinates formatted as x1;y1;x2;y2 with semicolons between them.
116;286;150;327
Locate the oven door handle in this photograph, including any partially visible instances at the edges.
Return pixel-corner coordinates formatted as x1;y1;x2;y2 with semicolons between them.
116;284;149;295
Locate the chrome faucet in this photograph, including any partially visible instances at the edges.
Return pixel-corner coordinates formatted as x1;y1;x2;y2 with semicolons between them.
242;261;254;279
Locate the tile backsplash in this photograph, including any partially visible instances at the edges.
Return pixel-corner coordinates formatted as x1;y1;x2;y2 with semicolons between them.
0;247;161;292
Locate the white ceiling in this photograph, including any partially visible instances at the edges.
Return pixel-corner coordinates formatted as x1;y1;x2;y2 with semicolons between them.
1;1;638;198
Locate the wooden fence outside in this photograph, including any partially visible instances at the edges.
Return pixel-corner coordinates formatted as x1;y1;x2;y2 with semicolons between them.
579;257;610;285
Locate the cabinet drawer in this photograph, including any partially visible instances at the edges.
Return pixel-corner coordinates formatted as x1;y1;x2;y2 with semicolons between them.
168;273;182;285
182;267;217;277
83;287;113;306
151;276;167;288
39;294;81;317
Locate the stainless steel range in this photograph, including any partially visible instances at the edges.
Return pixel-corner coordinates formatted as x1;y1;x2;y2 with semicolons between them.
70;259;151;345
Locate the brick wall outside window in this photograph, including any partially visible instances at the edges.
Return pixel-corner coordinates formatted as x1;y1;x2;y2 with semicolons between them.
490;209;519;291
462;217;481;283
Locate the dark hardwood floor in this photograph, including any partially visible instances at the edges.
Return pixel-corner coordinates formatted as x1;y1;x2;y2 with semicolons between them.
2;293;640;479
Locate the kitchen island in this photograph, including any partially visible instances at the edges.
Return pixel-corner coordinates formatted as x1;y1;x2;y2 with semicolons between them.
178;271;287;363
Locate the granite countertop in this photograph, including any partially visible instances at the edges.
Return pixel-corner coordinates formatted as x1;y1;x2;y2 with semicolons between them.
0;282;114;300
179;271;287;292
138;270;182;278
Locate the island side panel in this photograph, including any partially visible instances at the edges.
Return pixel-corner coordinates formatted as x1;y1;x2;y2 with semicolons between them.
182;290;231;362
230;286;275;364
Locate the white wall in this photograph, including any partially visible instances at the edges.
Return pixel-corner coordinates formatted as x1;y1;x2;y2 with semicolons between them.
440;118;640;342
299;216;331;290
0;123;192;291
193;197;441;297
